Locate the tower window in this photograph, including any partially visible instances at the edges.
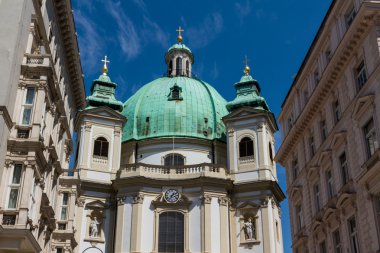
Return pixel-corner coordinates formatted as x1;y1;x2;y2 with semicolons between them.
239;137;254;157
186;60;190;76
176;57;182;76
168;84;183;101
164;153;185;166
93;137;109;157
158;212;184;253
168;60;173;76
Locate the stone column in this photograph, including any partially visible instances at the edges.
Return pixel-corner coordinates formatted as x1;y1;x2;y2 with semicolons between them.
261;197;275;253
219;196;230;253
17;161;35;228
131;194;144;253
257;123;265;167
114;197;126;253
202;194;212;253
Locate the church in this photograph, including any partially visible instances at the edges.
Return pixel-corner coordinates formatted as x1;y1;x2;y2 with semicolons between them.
67;29;285;253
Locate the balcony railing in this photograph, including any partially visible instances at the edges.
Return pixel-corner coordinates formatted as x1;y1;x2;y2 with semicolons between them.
93;155;108;164
119;163;228;180
22;53;50;67
239;155;255;164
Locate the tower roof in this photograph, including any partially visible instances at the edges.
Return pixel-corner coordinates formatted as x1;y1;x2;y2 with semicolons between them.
85;56;123;112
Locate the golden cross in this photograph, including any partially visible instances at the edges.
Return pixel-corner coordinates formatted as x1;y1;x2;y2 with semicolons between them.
176;26;184;37
101;55;110;74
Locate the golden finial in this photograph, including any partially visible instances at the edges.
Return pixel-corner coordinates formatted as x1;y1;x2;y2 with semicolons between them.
101;55;110;75
243;55;250;75
176;26;184;43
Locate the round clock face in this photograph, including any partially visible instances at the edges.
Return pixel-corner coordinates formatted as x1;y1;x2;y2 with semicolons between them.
164;189;180;203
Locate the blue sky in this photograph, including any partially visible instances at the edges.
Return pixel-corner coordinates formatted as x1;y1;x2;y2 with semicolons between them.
72;1;332;252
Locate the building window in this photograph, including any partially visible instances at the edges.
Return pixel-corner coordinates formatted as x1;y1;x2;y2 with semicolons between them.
28;180;37;219
239;137;254;158
20;87;36;125
314;71;320;85
158;212;184;253
348;217;360;253
309;134;315;157
296;204;302;231
175;57;182;76
326;170;334;199
186;60;190;76
56;248;63;253
339;152;349;185
333;100;342;123
363;118;377;158
333;229;342;253
60;193;69;220
356;61;367;90
93;137;109;158
345;6;356;27
304;90;309;106
292;158;299;181
320;240;327;253
314;183;321;212
8;164;23;209
320;119;327;142
269;142;274;162
325;49;331;63
164;153;185;166
168;60;173;76
168;84;183;101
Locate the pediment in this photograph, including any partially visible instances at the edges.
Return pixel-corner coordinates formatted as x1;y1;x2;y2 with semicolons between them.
289;186;302;201
85;200;108;209
329;131;347;149
236;201;261;209
84;106;126;120
351;95;374;121
223;107;265;120
318;150;332;166
307;166;320;180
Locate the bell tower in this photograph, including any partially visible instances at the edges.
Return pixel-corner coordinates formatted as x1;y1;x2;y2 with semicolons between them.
223;60;285;253
165;27;194;77
74;56;126;182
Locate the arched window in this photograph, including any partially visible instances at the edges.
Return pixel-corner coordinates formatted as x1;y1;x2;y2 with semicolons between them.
176;57;182;76
158;212;184;252
172;88;180;100
186;60;189;76
93;137;109;157
168;60;173;76
269;142;274;162
239;137;254;157
164;153;185;166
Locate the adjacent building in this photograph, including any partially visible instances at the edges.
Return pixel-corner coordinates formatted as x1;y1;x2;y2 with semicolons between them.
276;0;380;252
0;0;85;252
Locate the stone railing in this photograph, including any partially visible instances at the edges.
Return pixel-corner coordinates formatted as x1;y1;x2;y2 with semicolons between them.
60;169;79;177
239;155;255;164
231;168;277;182
93;155;108;164
23;53;50;66
120;163;227;180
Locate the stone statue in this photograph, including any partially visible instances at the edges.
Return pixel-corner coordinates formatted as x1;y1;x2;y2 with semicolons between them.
244;217;255;240
90;217;100;238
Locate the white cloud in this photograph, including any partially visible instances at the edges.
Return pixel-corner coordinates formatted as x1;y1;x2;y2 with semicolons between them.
210;62;219;80
132;0;148;14
74;11;104;74
235;0;252;24
141;16;169;49
187;12;223;49
108;2;141;60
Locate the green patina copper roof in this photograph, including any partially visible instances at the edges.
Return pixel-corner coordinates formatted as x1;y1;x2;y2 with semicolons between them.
85;73;123;112
165;43;194;64
122;76;228;142
167;43;192;53
226;74;270;112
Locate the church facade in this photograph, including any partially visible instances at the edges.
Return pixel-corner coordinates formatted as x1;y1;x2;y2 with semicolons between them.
0;1;285;253
67;33;285;253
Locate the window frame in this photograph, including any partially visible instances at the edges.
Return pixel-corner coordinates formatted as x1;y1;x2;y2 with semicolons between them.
355;61;367;90
60;192;69;221
93;137;109;158
333;229;342;253
158;211;185;253
333;100;342;123
19;87;36;126
314;183;321;213
363;118;377;158
348;216;360;253
239;137;254;158
163;153;185;166
339;152;349;186
7;164;23;209
326;170;334;199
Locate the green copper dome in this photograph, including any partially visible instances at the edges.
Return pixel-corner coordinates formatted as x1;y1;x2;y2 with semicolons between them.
122;76;228;142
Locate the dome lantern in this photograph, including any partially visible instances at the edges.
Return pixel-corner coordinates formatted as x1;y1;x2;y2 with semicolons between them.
165;26;194;78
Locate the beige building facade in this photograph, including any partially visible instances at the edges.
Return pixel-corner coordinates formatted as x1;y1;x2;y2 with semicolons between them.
276;0;380;253
0;0;85;252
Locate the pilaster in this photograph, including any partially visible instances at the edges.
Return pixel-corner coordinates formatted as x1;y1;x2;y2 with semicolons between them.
219;196;230;253
114;197;126;252
131;193;144;253
201;194;212;253
17;161;34;228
